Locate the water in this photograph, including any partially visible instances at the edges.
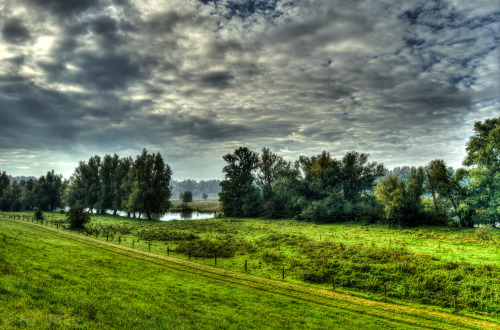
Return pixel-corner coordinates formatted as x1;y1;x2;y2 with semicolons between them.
112;210;216;221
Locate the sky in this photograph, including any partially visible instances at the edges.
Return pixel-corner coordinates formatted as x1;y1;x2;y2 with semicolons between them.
0;0;499;181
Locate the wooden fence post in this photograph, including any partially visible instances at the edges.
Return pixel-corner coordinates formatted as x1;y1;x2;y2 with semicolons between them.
453;295;457;309
148;242;151;252
245;260;247;271
167;246;169;255
214;255;217;266
282;267;285;279
119;236;121;244
384;283;387;302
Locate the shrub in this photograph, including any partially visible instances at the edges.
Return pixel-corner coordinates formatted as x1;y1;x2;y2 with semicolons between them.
34;210;44;220
66;205;90;228
475;225;492;240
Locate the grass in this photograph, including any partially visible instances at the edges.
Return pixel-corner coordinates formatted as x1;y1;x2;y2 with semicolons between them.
1;211;500;327
169;200;222;212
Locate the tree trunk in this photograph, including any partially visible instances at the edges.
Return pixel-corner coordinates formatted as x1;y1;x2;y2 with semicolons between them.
113;209;117;216
147;212;151;220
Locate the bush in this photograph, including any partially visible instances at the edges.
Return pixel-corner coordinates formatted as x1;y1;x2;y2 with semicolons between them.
66;205;90;228
475;225;492;240
34;210;44;220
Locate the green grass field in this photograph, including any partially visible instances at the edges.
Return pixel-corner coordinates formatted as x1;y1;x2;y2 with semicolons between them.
1;211;499;328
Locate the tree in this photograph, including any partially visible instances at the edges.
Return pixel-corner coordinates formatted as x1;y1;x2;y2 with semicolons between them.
462;118;500;226
33;170;64;211
219;147;261;217
66;204;91;229
67;156;101;213
340;151;385;202
127;149;172;219
180;191;193;205
0;171;9;199
112;156;132;216
201;192;208;200
426;160;462;223
98;154;119;214
257;147;291;202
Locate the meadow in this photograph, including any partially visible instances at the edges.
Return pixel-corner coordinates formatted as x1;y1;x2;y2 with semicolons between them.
1;211;499;328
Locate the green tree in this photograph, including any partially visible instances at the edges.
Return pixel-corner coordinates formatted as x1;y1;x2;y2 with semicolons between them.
426;160;462;223
374;167;430;226
180;191;193;205
0;182;23;211
0;171;9;198
257;147;291;202
33;170;64;211
201;192;208;200
66;204;91;229
68;156;101;213
23;178;36;210
341;151;385;202
128;149;172;220
462;118;500;226
98;154;119;214
219;147;261;217
112;156;132;216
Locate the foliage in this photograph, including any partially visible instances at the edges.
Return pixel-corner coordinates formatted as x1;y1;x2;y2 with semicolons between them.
179;190;193;205
32;170;65;212
176;238;251;258
219;147;262;217
475;225;493;240
136;229;199;241
127;149;173;219
461;118;500;226
66;204;91;228
34;210;44;220
201;191;208;200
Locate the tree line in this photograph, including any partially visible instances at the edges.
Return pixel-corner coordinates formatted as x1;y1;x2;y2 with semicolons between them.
1;118;498;226
218;118;499;227
0;149;172;220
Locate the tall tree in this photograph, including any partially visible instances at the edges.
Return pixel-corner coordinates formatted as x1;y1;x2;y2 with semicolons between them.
98;154;119;214
257;147;291;202
219;147;261;217
427;159;462;223
112;156;132;216
33;170;64;211
462;118;500;226
0;171;9;198
341;151;384;201
68;156;101;212
128;149;172;220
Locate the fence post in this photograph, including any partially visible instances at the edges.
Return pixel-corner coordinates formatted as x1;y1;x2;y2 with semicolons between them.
331;276;335;290
148;242;151;252
189;250;191;260
282;267;285;279
106;233;109;242
453;295;457;310
119;236;121;244
132;240;134;248
384;283;387;302
245;260;247;271
214;255;217;266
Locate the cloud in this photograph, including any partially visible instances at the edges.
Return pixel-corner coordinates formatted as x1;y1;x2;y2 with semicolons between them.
0;0;498;179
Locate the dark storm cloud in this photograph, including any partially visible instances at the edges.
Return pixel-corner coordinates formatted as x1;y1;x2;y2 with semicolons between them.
0;0;498;179
26;0;99;16
2;19;31;44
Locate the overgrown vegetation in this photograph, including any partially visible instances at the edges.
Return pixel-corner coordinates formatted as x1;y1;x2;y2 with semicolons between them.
3;211;499;317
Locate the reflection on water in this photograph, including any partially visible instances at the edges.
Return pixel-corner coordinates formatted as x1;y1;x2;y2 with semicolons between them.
112;210;216;221
158;212;216;221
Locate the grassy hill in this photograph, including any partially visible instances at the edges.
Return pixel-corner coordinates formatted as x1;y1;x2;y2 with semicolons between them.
0;212;499;329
